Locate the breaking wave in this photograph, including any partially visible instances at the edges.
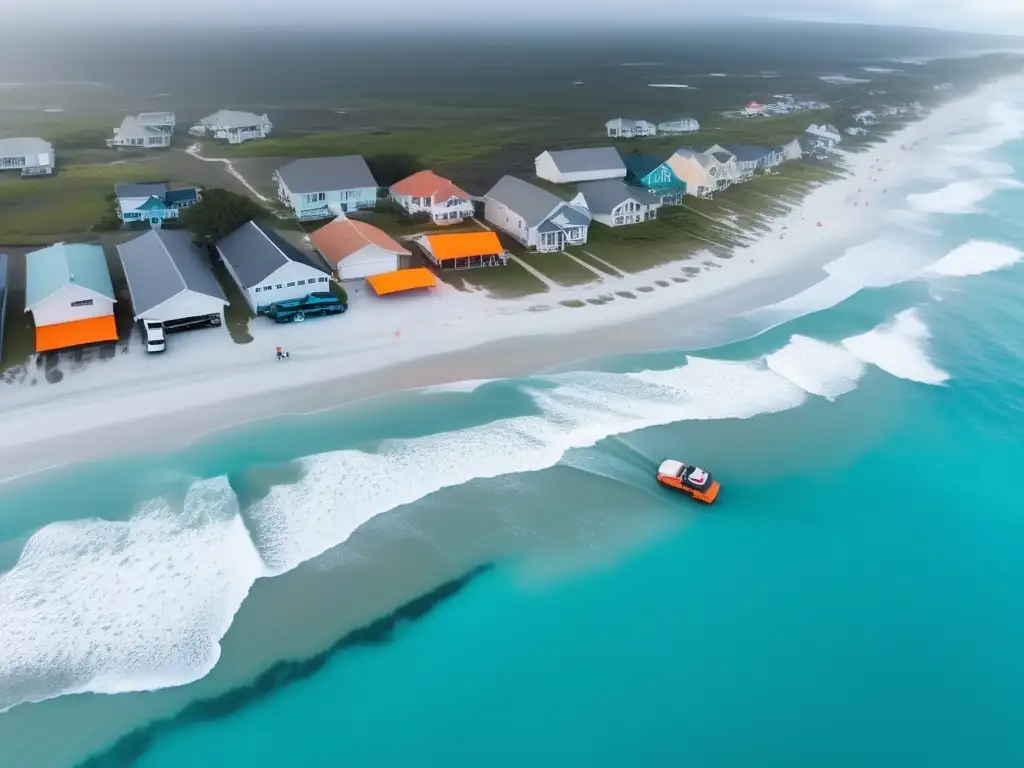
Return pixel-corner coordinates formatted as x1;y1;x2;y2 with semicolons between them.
0;309;951;711
924;240;1023;278
905;179;1022;215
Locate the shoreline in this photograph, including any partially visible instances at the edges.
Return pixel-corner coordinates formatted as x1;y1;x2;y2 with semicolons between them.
1;72;1020;482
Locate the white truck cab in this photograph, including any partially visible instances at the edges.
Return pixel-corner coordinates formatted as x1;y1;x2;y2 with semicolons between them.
142;320;166;353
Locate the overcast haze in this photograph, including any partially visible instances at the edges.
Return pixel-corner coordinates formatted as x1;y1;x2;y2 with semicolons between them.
10;0;1024;35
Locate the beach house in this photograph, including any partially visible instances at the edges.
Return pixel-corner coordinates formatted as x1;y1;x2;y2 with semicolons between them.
779;137;804;161
606;119;657;138
389;170;474;224
275;155;379;220
310;217;410;281
24;243;119;353
117;229;227;330
657;118;700;135
624;154;687;205
665;148;730;198
806;123;842;151
0;137;55;176
190;110;273;144
535;147;626;184
743;101;766;117
484;175;591;252
571;180;661;227
115;183;200;227
413;231;509;270
216;220;331;312
107;112;175;149
724;145;783;174
0;253;8;360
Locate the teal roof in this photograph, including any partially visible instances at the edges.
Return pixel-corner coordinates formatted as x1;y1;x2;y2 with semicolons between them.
25;243;115;309
137;196;170;211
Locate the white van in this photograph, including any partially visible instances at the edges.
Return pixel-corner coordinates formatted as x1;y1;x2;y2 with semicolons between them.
142;320;166;353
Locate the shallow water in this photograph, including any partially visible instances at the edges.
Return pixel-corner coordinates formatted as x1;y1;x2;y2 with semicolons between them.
3;79;1024;768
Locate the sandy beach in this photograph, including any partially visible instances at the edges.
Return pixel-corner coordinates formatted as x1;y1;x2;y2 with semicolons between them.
0;74;1017;483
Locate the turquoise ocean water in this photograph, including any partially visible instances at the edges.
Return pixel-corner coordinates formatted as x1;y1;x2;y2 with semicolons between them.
3;90;1024;767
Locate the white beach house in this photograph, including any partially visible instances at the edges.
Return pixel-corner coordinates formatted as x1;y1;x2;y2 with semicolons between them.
570;179;661;227
535;147;626;184
484;175;591;252
656;118;700;135
216;220;331;311
389;170;475;224
779;137;804;161
117;229;227;328
275;155;379;220
605;119;657;138
805;123;842;151
0;137;55;176
107;112;175;149
190;110;273;144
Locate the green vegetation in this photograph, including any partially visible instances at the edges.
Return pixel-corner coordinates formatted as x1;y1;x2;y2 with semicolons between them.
437;260;549;300
209;255;254;344
179;188;268;244
516;251;602;287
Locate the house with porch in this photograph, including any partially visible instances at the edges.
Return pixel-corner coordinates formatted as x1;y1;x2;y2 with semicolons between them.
657;117;700;135
310;216;410;281
107;112;175;149
0;137;55;176
665;148;731;198
276;155;379;221
724;144;784;173
624;154;687;205
535;147;626;184
571;180;661;228
24;243;119;353
702;145;745;184
606;119;657;138
413;231;509;270
190;110;273;144
389;170;474;224
484;176;591;252
216;220;331;312
115;183;200;227
806;123;842;151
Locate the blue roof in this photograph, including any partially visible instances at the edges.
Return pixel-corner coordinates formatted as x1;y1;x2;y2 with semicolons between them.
25;243;114;309
165;187;199;205
725;144;773;162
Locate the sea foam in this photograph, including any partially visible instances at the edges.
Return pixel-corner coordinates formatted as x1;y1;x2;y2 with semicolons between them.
842;309;949;385
0;311;950;709
924;240;1023;278
0;478;265;712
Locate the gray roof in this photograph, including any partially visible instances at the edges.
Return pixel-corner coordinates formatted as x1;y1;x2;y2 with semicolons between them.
673;147;716;171
115;115;166;139
0;253;7;295
576;180;661;215
0;137;53;159
117;229;226;318
201;110;270;130
485;176;565;227
724;145;773;162
542;147;626;175
276;156;378;194
116;183;168;199
216;220;327;289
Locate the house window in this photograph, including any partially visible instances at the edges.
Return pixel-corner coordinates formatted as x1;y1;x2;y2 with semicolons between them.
319;277;328;282
287;282;296;287
276;284;283;289
304;192;325;204
71;299;93;307
297;280;305;285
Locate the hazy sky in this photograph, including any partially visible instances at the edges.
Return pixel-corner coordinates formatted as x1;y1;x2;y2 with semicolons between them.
17;0;1024;35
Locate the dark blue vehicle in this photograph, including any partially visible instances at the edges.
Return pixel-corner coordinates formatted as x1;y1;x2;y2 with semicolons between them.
261;292;347;323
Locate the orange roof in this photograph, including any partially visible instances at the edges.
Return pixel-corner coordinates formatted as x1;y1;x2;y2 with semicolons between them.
366;267;437;296
390;170;471;202
310;217;410;266
421;232;504;261
36;315;118;352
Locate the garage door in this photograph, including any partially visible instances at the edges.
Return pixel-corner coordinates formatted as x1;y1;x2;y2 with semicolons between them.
338;255;398;281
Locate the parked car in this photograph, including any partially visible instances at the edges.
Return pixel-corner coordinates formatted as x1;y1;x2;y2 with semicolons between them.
263;292;347;324
141;320;165;353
